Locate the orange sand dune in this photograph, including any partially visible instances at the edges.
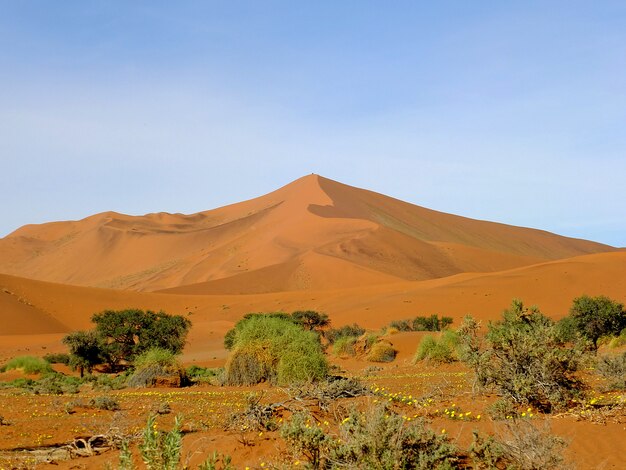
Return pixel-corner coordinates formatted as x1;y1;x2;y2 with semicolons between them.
0;175;614;293
1;251;624;360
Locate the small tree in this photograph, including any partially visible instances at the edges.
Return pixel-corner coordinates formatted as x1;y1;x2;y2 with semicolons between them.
63;330;104;377
291;310;330;333
569;295;626;351
92;309;191;367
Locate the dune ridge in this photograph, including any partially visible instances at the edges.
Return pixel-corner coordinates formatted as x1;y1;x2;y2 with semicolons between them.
0;175;615;294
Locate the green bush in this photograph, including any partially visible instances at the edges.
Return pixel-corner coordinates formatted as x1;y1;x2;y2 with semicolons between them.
91;309;191;367
596;352;626;390
90;395;121;411
291;310;330;333
414;330;459;364
31;373;81;395
1;356;53;375
139;415;182;470
282;405;458;469
224;312;294;350
325;324;366;344
186;365;222;384
225;315;328;386
43;353;71;365
366;341;397;362
608;328;626;348
127;348;188;388
389;319;412;331
412;314;453;332
458;300;586;412
332;336;357;357
569;295;626;350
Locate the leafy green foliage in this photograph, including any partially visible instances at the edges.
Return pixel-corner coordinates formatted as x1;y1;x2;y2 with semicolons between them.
43;353;70;365
140;415;182;470
92;309;191;366
332;335;357;357
127;348;188;388
63;330;105;377
291;310;330;332
225;314;328;386
412;315;453;331
1;355;53;375
569;295;626;350
458;300;586;412
325;323;366;344
414;330;459;364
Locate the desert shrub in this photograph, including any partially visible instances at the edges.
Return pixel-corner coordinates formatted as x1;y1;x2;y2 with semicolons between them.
569;295;626;351
555;315;579;343
197;452;234;470
0;377;34;389
412;314;452;332
225;315;328;386
91;309;191;367
292;377;370;408
389;319;412;331
366;341;397;362
281;412;328;468
469;421;568;470
496;421;568;470
140;414;182;470
1;356;53;374
30;373;81;395
332;335;357;357
226;393;279;432
43;353;71;365
291;310;330;333
608;328;626;348
89;395;121;411
85;372;129;391
414;330;459;364
596;352;626;390
363;333;380;350
458;300;586;412
325;324;366;344
384;326;400;335
487;398;519;420
282;404;458;469
127;348;188;388
224;312;295;350
186;365;222;384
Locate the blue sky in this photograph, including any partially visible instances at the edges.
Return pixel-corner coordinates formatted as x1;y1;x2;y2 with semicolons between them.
1;1;625;246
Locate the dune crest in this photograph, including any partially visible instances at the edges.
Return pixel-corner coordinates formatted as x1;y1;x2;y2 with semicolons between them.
0;174;615;293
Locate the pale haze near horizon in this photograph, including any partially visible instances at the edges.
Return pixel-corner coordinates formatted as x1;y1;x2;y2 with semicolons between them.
1;2;625;247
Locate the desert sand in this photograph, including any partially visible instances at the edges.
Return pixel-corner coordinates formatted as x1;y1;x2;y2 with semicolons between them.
0;175;624;469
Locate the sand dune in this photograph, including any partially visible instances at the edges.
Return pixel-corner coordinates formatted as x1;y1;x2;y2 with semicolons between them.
0;175;614;293
1;251;624;361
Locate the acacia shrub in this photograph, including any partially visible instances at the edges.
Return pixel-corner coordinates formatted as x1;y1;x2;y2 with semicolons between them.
569;295;626;350
93;309;191;366
458;299;586;412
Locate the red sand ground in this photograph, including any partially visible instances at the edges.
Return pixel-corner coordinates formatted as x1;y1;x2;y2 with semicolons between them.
0;175;624;468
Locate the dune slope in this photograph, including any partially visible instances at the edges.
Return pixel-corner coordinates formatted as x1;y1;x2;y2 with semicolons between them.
0;175;615;293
